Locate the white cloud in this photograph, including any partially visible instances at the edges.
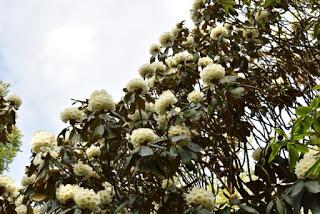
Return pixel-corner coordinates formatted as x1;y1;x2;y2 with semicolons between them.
0;0;194;181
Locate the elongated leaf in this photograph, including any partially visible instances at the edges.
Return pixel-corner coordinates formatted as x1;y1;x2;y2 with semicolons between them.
304;180;320;193
139;146;154;157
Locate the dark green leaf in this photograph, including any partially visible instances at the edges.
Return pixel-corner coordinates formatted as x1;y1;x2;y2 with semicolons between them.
304;180;320;193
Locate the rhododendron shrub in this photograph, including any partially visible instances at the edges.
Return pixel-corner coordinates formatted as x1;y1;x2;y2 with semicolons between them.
6;0;320;213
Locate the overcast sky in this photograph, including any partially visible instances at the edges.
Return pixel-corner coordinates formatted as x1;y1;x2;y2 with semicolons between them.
0;0;194;182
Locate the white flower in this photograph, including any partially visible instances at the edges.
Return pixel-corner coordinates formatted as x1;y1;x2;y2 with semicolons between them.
152;61;167;73
56;184;77;203
73;161;94;179
252;147;263;161
192;0;206;10
147;76;156;88
185;187;215;210
159;32;174;47
33;207;42;214
86;145;101;159
168;125;191;140
149;44;161;55
74;187;100;211
237;73;246;79
32;153;45;169
187;90;205;103
243;27;258;39
198;57;213;67
272;77;284;85
0;175;18;198
210;26;228;40
126;78;149;95
182;35;194;47
15;205;27;214
200;63;226;84
21;174;36;186
165;57;176;68
7;94;22;108
139;63;155;78
255;10;268;24
155;90;178;115
130;128;159;148
60;107;83;123
156;115;169;129
295;155;318;179
171;26;181;38
31;131;56;154
173;51;194;65
99;183;113;205
88;89;115;112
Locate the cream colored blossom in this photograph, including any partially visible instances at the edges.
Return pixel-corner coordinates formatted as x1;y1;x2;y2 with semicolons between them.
56;184;77;203
210;26;228;40
73;161;94;179
295;148;320;179
200;63;226;84
21;174;36;186
31;131;56;154
168;125;191;140
230;87;245;96
187;90;204;103
182;35;194;47
159;32;174;47
147;76;155;88
173;51;194;65
155;90;178;115
252;147;263;161
60;107;83;123
88;89;115;112
128;109;148;122
272;77;284;85
139;63;155;78
162;178;176;189
15;205;27;214
165;57;176;68
0;175;18;198
192;0;206;10
185;187;215;210
33;207;42;214
129;128;159;148
149;44;161;55
74;187;100;211
99;182;113;205
198;56;213;67
7;94;22;108
86;145;101;159
156;115;169;129
152;61;167;73
126;78;149;95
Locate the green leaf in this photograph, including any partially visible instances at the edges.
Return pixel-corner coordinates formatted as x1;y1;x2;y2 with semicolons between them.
310;97;320;110
70;133;81;144
93;125;105;138
268;138;285;163
304;180;320;193
275;128;287;138
139;146;154;157
266;201;274;214
275;198;286;214
305;158;320;178
238;204;259;214
313;84;320;91
313;118;320;133
290;181;305;197
296;106;312;117
287;143;300;172
186;142;202;153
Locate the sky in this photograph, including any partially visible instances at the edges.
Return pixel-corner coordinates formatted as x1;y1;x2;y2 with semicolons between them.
0;0;194;182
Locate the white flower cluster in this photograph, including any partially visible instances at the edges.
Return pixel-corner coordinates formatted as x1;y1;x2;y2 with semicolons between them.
21;174;36;187
99;182;113;205
31;131;57;154
182;35;195;47
0;175;18;199
7;94;22;108
210;26;228;40
243;27;258;39
198;56;213;67
56;184;77;204
149;43;161;55
192;0;206;10
15;204;27;214
128;109;148;122
168;125;191;140
86;145;101;159
159;32;174;47
139;63;155;78
73;161;94;179
74;187;101;211
200;63;226;84
60;107;83;123
155;90;178;115
187;90;205;103
88;89;115;112
172;51;195;66
126;78;149;95
129;128;159;148
295;148;320;179
152;61;167;73
185;187;215;210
